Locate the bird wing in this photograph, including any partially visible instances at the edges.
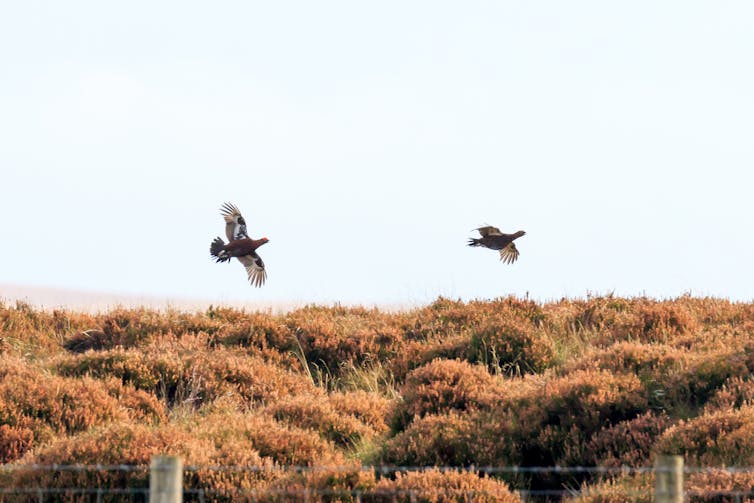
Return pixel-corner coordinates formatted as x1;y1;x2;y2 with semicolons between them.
237;253;267;287
499;242;520;264
220;202;250;242
476;225;503;237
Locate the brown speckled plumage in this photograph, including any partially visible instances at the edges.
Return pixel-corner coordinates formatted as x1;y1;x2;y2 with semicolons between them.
468;226;525;264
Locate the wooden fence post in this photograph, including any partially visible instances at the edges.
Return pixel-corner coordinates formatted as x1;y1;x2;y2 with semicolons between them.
150;455;183;503
655;455;683;503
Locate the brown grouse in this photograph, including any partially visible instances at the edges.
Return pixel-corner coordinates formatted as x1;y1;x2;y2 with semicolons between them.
468;226;526;264
209;202;269;287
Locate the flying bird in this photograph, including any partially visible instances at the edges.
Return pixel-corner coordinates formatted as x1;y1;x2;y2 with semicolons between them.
468;226;526;264
209;202;269;287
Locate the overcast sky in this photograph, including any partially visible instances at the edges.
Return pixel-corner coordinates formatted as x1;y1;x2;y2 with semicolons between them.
1;1;753;306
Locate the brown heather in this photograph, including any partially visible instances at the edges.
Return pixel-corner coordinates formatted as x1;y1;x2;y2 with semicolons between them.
582;411;675;467
382;412;478;466
568;473;653;503
704;376;754;413
372;469;521;502
686;469;754;503
656;405;754;466
328;390;391;433
54;346;314;406
2;295;754;497
266;393;374;446
392;358;502;431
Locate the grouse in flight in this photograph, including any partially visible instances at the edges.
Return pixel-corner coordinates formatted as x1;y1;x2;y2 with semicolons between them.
209;203;269;287
468;226;526;264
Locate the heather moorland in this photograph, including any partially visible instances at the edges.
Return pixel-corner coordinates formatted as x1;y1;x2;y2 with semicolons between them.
2;295;754;501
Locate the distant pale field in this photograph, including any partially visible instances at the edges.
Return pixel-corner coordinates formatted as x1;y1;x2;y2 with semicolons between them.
0;283;411;313
0;283;305;313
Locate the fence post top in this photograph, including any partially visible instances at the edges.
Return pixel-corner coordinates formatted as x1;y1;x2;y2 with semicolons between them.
655;455;684;466
150;456;183;468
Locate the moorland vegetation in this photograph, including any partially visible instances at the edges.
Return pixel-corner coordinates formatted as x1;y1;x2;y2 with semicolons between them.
2;295;754;501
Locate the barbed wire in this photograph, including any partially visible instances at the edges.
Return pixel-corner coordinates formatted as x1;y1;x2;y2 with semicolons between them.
4;463;754;474
0;463;148;473
2;487;754;498
4;464;754;500
0;487;148;495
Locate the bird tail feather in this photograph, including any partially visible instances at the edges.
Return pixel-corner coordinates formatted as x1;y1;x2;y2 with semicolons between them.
467;238;482;247
210;237;231;262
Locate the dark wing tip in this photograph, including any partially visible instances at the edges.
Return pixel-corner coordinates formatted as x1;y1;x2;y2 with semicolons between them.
220;202;240;217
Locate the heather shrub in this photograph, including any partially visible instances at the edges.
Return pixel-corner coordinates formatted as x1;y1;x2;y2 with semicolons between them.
398;298;480;340
266;394;374;446
0;424;35;463
329;391;391;433
562;342;690;412
392;359;500;431
0;354;30;378
521;369;646;436
468;317;554;374
61;307;270;352
566;343;751;414
686;469;754;503
394;298;551;376
100;378;166;423
9;422;280;501
381;412;477;466
387;334;471;381
55;347;314;406
553;296;699;344
188;413;345;500
400;297;545;340
583;411;674;467
192;412;341;466
10;414;342;499
372;469;521;503
213;311;297;352
671;296;754;326
382;376;543;468
672;348;753;410
191;348;316;404
263;464;376;503
10;423;208;490
1;302;94;356
55;348;186;402
563;342;687;379
0;367;129;446
479;370;648;467
62;328;114;353
633;299;699;339
283;305;402;376
705;376;754;413
656;405;754;466
63;308;174;351
410;333;470;362
568;474;652;503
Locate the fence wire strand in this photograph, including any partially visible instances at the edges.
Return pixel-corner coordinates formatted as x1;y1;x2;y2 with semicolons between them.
4;464;754;500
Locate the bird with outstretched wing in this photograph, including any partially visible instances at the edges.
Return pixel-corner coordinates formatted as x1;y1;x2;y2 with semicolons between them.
209;203;269;287
468;225;526;264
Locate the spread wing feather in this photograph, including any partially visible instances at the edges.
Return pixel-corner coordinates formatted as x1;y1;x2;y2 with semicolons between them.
476;226;503;237
499;243;520;264
220;202;250;242
237;254;267;287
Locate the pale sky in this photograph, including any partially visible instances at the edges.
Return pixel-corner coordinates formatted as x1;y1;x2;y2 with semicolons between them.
1;1;753;305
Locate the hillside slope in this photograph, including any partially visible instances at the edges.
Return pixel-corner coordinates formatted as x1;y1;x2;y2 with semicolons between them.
2;295;754;500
